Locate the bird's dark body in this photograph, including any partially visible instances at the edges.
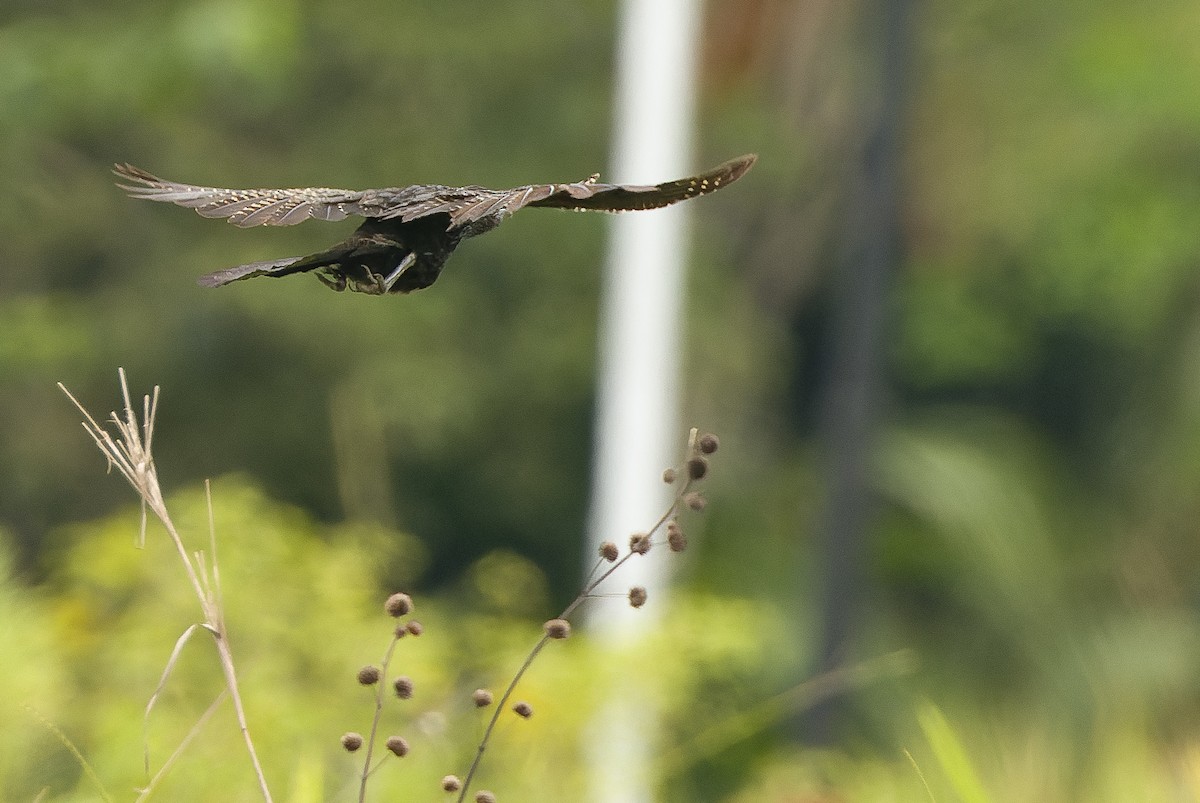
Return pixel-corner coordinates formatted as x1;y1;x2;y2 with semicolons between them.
198;214;466;294
113;155;756;295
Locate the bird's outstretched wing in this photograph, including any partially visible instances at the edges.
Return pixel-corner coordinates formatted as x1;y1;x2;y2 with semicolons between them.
380;154;759;230
528;153;758;212
113;163;380;227
114;153;757;231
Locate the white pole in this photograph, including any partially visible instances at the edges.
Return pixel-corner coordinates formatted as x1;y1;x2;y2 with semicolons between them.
584;0;702;800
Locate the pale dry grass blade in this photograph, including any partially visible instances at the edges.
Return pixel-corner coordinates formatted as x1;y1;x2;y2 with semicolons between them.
135;691;228;803
144;624;204;775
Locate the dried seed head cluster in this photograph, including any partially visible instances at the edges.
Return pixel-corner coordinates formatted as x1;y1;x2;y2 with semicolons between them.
343;591;425;791
441;430;720;802
393;676;415;699
629;532;651;555
658;430;717;518
544;618;571;639
386;592;414;617
667;521;687;552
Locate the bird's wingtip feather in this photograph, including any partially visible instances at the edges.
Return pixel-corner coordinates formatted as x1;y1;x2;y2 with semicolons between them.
112;163;162;185
727;153;758;178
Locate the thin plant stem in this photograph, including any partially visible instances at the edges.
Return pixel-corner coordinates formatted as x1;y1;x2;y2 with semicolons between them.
566;475;693;621
456;635;554;802
655;649;918;779
24;705;113;803
207;627;271;801
456;445;700;802
359;634;403;803
905;747;939;803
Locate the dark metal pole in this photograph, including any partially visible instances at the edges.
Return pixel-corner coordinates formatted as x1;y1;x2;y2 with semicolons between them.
804;0;912;742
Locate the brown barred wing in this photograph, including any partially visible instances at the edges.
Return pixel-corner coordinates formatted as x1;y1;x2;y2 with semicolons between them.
112;163;382;227
370;183;546;234
527;153;757;213
376;153;756;231
376;184;491;223
114;153;757;234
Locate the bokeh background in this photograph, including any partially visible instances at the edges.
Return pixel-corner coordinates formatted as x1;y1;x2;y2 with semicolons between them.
5;0;1200;800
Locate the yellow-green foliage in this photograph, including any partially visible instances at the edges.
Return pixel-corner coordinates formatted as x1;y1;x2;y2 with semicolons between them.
0;534;73;797
12;478;793;801
35;478;437;801
14;475;1200;801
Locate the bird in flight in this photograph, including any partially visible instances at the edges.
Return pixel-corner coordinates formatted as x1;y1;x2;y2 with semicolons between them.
114;154;756;295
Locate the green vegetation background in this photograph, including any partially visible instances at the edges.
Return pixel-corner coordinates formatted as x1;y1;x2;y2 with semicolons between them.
4;0;1200;800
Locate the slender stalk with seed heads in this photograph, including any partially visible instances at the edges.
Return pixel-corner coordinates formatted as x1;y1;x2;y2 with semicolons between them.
349;593;418;800
455;428;714;802
357;628;408;802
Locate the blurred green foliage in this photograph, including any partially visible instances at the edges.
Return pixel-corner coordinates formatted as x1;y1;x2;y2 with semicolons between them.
8;479;785;801
6;0;1200;799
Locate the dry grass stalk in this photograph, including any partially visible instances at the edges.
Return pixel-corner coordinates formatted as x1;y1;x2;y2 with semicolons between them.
59;369;274;803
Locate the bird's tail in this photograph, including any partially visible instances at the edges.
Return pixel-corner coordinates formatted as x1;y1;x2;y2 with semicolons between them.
197;256;308;287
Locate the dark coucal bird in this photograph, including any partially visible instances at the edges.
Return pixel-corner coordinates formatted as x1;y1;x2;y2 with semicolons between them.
113;154;756;295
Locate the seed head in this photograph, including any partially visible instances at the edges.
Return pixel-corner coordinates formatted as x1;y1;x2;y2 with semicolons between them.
513;701;533;719
385;592;413;617
386;735;410;757
684;492;707;511
667;525;688;552
686;456;709;480
599;541;619;562
442;775;463;792
393;675;415;699
662;467;677;484
475;792;497;803
698;433;720;454
406;620;424;636
544;618;572;639
473;688;495;708
357;665;381;686
629;586;648;608
629;532;651;555
341;732;364;752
